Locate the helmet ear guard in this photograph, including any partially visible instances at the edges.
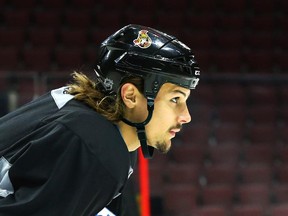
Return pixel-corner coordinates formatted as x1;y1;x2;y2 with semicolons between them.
95;24;200;158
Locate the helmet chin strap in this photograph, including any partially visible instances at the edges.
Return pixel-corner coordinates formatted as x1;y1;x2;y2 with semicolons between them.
121;97;155;159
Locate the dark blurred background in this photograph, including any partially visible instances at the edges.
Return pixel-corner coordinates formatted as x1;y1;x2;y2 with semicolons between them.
0;0;288;215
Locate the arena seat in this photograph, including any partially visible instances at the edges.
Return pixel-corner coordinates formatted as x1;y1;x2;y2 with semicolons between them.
0;0;6;7
243;50;274;73
247;14;274;32
0;28;25;47
190;83;215;106
190;0;218;13
272;184;288;204
239;164;273;184
270;204;288;216
28;27;57;47
98;0;127;10
249;0;275;14
275;50;288;73
279;125;288;144
185;14;216;31
218;0;247;14
70;0;94;8
124;10;155;27
245;32;273;50
0;47;20;70
9;0;36;8
164;184;198;216
232;205;264;216
275;165;288;183
247;123;279;144
181;123;211;145
33;9;62;28
94;11;122;29
201;185;234;207
212;50;243;73
16;74;38;106
129;0;156;11
242;144;275;165
207;144;241;164
192;206;227;216
247;105;278;125
23;47;53;71
156;12;184;36
90;28;115;45
3;9;31;27
236;183;271;205
247;85;278;105
214;30;244;49
148;164;164;197
158;0;189;11
215;83;247;105
63;9;92;28
215;105;247;125
170;145;206;165
182;31;213;50
165;163;200;186
55;47;85;70
202;164;238;185
59;28;88;48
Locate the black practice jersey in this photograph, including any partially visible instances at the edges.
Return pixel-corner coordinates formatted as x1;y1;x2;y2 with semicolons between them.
0;87;137;216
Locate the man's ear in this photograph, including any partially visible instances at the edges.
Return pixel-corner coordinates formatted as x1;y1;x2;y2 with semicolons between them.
121;83;138;108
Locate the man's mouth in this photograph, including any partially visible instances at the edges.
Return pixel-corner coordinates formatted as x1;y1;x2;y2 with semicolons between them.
169;124;182;137
170;128;181;133
169;128;181;137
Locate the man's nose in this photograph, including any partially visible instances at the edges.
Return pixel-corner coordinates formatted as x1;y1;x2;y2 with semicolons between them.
179;106;191;124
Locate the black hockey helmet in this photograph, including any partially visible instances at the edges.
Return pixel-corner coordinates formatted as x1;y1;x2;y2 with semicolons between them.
95;24;200;158
95;24;200;98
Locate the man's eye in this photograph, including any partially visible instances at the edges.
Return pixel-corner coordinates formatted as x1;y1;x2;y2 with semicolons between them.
171;97;179;103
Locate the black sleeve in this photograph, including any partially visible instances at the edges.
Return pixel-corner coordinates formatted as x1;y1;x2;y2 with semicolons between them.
0;122;119;216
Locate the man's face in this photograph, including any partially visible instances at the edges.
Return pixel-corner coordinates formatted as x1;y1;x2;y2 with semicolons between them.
144;83;191;153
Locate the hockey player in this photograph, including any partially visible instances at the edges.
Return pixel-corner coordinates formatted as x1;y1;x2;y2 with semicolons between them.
0;24;200;215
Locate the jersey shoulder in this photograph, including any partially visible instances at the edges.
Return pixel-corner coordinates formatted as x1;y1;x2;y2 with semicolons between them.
57;100;131;182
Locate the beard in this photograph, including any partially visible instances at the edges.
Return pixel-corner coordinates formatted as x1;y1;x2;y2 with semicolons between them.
154;124;182;154
155;141;171;154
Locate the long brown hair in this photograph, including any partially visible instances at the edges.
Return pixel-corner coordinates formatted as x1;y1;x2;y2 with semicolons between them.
66;71;143;122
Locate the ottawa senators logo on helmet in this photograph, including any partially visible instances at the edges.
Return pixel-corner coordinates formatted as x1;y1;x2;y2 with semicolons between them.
133;30;152;49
